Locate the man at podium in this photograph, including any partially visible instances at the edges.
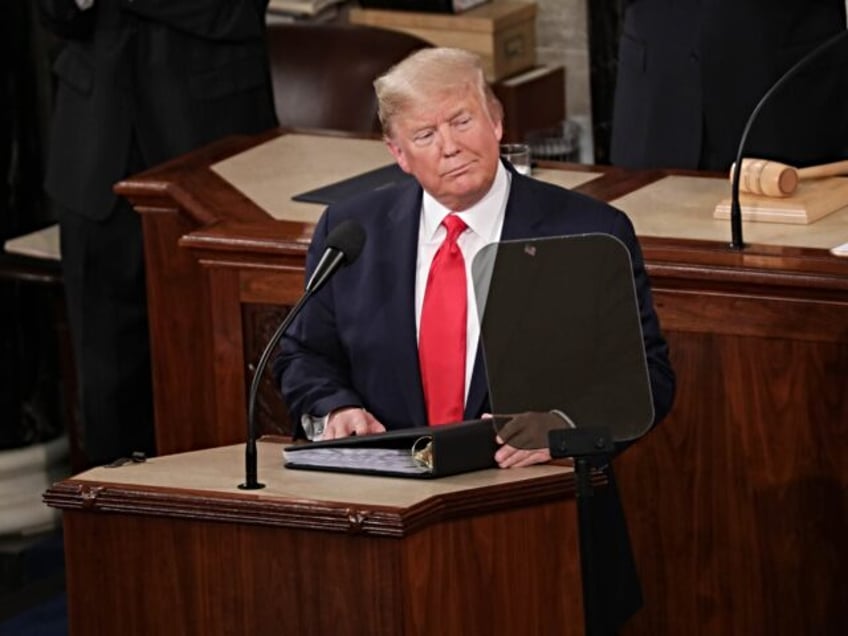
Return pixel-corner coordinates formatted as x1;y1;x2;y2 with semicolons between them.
275;48;675;467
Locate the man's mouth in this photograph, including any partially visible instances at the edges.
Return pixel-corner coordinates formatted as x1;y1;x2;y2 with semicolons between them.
442;161;474;177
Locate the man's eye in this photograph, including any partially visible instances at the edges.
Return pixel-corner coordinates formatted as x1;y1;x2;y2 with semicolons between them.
453;116;472;129
413;131;435;146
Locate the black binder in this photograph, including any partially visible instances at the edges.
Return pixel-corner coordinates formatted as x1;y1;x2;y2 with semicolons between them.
283;419;497;478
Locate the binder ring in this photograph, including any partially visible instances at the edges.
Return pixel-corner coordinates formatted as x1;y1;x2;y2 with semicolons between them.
411;435;434;472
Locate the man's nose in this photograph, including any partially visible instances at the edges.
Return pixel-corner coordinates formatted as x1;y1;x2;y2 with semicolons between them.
438;125;460;156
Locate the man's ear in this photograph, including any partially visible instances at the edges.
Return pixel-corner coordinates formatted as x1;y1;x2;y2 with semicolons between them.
493;117;504;143
487;96;504;143
385;138;412;174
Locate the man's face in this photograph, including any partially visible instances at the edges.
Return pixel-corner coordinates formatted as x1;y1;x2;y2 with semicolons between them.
385;84;503;211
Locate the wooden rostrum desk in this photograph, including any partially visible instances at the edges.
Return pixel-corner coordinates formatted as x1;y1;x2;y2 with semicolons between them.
104;130;847;634
44;441;585;635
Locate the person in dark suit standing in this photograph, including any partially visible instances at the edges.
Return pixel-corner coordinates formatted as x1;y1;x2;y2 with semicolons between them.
38;0;277;465
610;0;848;170
275;47;675;469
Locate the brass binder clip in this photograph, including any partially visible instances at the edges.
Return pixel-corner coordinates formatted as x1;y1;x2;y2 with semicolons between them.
411;435;434;472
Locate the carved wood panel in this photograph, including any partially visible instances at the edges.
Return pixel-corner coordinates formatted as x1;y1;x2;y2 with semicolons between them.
242;302;294;437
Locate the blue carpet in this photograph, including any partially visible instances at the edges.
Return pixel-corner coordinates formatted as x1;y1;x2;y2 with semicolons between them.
0;529;67;636
0;593;66;636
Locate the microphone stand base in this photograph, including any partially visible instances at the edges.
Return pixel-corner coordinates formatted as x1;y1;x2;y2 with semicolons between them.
238;482;266;490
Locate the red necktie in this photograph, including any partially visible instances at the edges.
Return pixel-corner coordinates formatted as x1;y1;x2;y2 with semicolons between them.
419;214;468;426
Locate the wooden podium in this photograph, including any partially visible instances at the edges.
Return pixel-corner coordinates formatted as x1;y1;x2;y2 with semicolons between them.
45;441;584;635
110;130;848;634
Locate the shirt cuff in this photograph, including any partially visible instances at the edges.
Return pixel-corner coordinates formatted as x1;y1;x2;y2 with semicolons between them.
300;413;329;441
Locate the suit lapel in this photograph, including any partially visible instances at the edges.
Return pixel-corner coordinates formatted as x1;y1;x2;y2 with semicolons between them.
465;345;490;419
500;171;547;241
385;182;428;425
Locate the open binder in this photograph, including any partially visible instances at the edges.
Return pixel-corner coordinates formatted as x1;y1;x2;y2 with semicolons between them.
283;419;497;478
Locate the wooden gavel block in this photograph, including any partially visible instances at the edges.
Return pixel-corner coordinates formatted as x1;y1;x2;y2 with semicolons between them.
731;158;848;197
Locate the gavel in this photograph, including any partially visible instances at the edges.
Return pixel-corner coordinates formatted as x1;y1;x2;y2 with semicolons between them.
730;158;848;197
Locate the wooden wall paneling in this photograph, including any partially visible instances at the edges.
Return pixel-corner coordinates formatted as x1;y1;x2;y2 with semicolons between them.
202;259;306;443
203;263;308;439
241;302;294;437
138;207;216;455
654;289;848;342
238;264;306;305
618;331;769;633
238;266;310;437
205;264;248;447
62;512;405;635
618;273;848;633
400;501;584;635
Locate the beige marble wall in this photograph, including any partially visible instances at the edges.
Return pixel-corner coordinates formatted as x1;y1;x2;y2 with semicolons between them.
534;0;593;161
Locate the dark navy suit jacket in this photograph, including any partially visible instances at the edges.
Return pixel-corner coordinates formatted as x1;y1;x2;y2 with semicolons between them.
276;164;675;436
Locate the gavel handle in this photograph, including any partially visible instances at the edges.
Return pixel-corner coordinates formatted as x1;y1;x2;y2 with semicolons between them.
797;159;848;180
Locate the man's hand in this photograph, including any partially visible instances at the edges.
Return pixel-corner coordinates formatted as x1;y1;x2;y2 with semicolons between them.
321;407;385;440
494;442;552;468
490;410;575;469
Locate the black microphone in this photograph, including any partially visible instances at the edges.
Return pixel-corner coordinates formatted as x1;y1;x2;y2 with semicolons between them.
239;219;366;489
729;29;848;250
305;219;368;293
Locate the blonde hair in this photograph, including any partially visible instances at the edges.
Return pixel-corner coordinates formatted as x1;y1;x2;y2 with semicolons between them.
374;47;502;137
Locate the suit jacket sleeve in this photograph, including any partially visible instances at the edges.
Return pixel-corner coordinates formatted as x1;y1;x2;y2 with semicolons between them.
273;209;366;431
120;0;268;41
575;209;675;452
613;211;675;426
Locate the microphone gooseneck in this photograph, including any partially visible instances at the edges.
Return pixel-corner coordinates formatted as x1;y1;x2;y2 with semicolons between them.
729;29;848;250
239;219;366;489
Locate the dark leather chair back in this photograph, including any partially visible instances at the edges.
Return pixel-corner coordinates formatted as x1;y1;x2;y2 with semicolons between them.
266;23;431;135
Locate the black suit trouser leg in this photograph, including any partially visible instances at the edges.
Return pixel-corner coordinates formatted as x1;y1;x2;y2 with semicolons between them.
59;199;155;465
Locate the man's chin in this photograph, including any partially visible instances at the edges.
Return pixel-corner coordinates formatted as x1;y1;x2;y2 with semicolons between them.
442;183;488;209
